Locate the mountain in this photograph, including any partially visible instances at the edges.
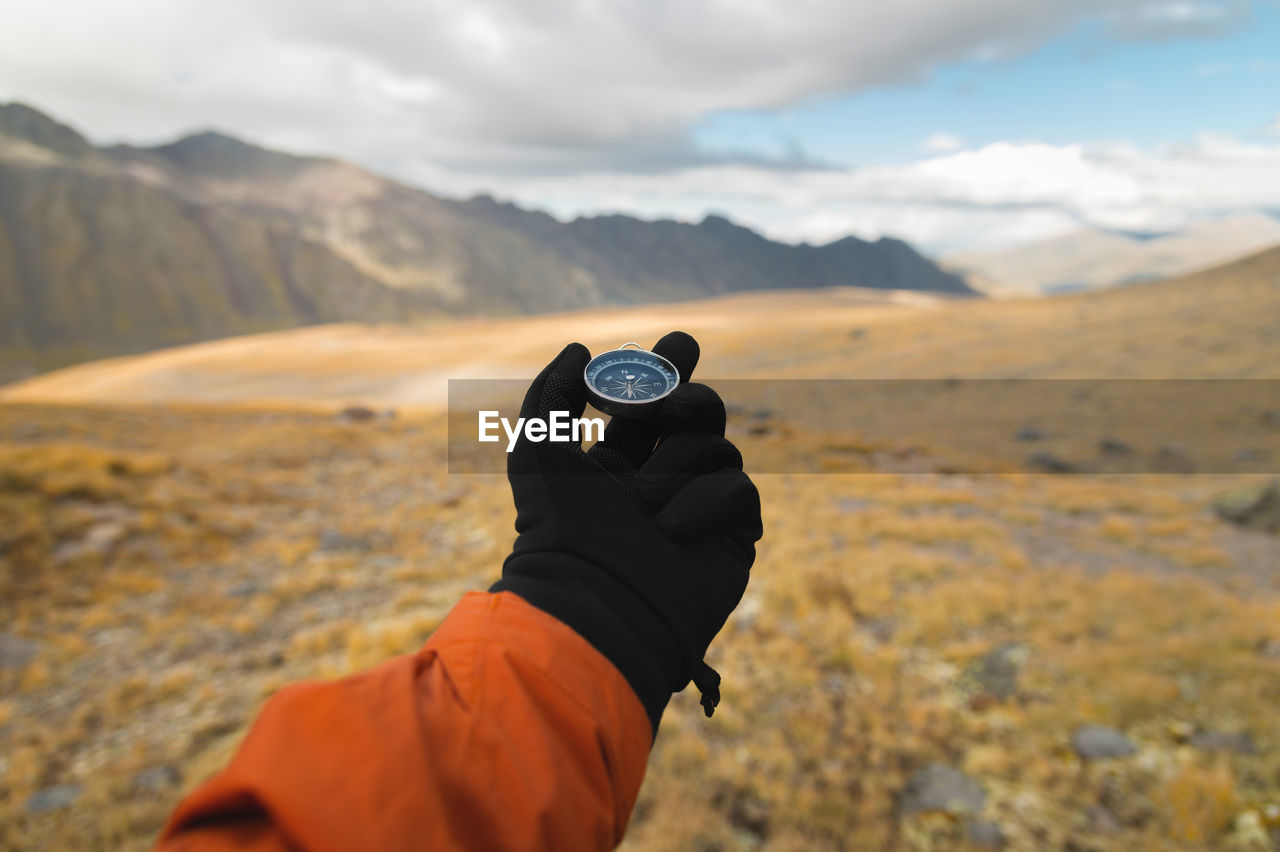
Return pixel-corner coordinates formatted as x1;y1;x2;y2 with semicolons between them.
10;238;1279;409
0;103;973;380
944;213;1280;297
0;102;96;157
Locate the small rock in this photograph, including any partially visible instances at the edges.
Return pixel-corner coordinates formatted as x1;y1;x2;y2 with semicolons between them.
849;328;867;340
85;521;127;548
1260;410;1280;428
899;764;986;816
25;784;82;813
0;633;40;670
1258;638;1280;659
968;820;1005;848
1071;725;1137;760
961;643;1028;701
225;581;259;598
53;521;128;564
727;793;771;839
1098;438;1133;457
835;497;872;513
1152;443;1194;473
1188;730;1257;754
1229;810;1271;847
337;406;378;423
1015;427;1047;442
429;486;467;509
1027;451;1076;474
133;765;181;793
1084;804;1122;835
317;530;375;553
1213;478;1280;533
859;616;897;644
1233;447;1271;464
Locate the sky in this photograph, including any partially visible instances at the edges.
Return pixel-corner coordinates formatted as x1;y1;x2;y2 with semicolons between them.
2;0;1279;255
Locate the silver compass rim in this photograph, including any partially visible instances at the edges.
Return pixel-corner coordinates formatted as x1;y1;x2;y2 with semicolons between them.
582;346;681;406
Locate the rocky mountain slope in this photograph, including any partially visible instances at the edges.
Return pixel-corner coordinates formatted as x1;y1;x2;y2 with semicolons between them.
945;213;1280;297
0;103;973;380
7;240;1277;411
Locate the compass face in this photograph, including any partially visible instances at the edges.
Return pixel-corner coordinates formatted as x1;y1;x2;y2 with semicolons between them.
584;348;679;413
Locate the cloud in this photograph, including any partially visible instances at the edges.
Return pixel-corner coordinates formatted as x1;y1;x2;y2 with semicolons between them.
1105;0;1249;38
0;0;1268;255
1268;114;1280;136
1193;61;1233;76
445;136;1280;254
922;133;966;154
0;0;1176;175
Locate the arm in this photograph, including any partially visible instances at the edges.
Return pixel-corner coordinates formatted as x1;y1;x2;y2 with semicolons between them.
158;591;651;852
157;332;761;851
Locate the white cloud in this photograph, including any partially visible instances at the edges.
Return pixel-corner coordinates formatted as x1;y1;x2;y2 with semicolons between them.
445;136;1280;254
0;0;1173;174
1193;61;1233;77
0;0;1267;255
1268;114;1280;136
1106;0;1248;37
921;133;966;154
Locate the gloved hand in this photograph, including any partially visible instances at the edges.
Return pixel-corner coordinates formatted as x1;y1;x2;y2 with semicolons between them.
491;332;763;734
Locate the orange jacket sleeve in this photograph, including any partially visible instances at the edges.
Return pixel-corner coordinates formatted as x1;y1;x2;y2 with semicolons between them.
156;591;654;852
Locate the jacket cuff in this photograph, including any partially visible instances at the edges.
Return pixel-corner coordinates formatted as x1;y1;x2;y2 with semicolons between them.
491;554;681;736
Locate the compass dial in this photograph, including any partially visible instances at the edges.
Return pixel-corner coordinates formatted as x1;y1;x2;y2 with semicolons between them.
584;345;679;416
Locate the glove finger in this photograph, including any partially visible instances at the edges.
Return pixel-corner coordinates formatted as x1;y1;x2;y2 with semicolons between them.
510;343;592;475
589;331;702;475
636;431;742;512
652;468;762;543
519;342;590;422
653;330;700;384
660;382;726;438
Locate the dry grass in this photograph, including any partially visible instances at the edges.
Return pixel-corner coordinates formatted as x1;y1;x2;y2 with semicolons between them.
0;404;1276;851
2;270;1280;849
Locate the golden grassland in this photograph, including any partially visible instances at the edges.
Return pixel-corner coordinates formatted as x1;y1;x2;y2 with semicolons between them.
4;243;1280;412
0;404;1277;850
3;254;1280;850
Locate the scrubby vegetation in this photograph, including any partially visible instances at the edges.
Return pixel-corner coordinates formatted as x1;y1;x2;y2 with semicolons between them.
1;402;1277;850
3;253;1280;849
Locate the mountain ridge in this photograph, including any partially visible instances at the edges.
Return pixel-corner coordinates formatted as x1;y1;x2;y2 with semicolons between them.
0;101;974;380
946;213;1280;297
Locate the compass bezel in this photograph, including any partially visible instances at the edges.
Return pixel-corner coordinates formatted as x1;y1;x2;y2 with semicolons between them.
583;343;680;417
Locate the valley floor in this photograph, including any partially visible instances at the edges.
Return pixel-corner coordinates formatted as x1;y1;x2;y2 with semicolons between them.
3;259;1280;849
1;403;1278;850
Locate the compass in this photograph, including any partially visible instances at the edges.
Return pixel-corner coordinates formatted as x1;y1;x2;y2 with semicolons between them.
583;342;680;417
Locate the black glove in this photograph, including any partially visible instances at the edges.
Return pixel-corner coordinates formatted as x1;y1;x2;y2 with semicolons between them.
490;332;763;734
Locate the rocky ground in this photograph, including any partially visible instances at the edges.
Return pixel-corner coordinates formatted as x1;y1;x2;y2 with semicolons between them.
1;402;1278;850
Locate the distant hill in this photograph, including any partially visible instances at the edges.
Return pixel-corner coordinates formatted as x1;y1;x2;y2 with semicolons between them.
8;239;1279;409
945;213;1280;297
0;102;973;380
